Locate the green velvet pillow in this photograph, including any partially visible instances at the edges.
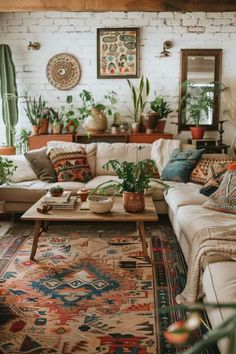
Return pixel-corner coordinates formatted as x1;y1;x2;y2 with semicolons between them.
161;148;205;183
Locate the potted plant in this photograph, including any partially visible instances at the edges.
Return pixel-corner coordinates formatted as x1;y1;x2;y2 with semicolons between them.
24;95;47;135
63;95;80;133
79;90;107;134
47;108;63;134
182;81;224;139
142;94;172;133
16;128;31;154
0;156;16;185
91;146;170;213
127;76;150;133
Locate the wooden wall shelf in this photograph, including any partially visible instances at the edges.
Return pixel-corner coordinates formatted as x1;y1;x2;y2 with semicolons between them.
28;134;74;150
28;132;173;149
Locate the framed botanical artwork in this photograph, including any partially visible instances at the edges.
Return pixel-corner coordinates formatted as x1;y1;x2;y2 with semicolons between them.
97;28;139;79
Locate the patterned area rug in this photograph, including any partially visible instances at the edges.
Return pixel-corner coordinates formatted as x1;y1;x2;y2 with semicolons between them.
0;221;218;354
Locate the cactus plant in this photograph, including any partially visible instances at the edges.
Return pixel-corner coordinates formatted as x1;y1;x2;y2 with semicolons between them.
0;44;18;147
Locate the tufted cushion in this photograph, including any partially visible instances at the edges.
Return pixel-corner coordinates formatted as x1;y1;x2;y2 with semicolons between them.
47;147;93;183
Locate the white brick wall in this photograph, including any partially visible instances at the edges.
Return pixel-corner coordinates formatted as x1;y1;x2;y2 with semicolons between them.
0;11;236;148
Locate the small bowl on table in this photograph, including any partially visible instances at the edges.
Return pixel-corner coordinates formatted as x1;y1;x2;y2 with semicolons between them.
88;195;114;214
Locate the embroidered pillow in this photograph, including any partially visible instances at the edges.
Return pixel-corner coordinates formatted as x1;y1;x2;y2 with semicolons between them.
161;148;205;183
190;156;234;185
203;170;236;214
47;147;93;182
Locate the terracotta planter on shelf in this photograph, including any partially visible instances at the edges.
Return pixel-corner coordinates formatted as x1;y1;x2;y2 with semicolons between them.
190;126;206;140
141;112;160;134
155;120;166;133
123;191;145;213
32;125;40;135
0;146;16;155
38;118;49;134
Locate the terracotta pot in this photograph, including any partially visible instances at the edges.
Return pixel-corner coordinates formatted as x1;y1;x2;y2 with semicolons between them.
0;146;16;155
78;188;89;202
155;120;166;133
32;125;40;135
38;118;49;134
190;126;206;140
141;112;160;134
52;125;61;134
66;120;77;133
123;191;145;213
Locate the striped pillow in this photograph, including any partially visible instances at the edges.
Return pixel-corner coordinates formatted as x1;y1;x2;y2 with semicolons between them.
47;147;93;182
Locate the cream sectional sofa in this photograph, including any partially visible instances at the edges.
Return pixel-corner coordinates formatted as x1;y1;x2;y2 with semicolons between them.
0;140;235;353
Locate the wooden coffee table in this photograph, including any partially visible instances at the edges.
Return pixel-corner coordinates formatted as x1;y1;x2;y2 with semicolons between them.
21;196;158;263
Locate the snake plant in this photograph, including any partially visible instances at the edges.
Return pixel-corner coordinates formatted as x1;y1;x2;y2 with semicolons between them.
0;44;18;147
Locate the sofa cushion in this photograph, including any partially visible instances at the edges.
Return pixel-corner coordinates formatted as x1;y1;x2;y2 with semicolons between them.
176;205;236;246
165;181;208;215
161;149;205;183
0;180;50;203
47;147;93;183
96;143;152;176
151;139;181;174
190;154;234;185
47;141;97;175
50;181;86;192
4;155;38;183
85;175;121;193
203;262;236;354
203;170;236;215
25;147;57;182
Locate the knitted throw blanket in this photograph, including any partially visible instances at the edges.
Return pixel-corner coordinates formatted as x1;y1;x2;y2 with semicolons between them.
176;227;236;305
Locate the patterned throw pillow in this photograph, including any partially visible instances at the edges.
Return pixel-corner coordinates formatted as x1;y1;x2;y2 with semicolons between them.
190;156;234;185
203;170;236;214
47;147;93;182
161;148;205;183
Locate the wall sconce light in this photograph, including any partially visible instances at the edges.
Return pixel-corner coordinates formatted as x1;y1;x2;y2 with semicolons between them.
160;41;173;57
28;41;41;50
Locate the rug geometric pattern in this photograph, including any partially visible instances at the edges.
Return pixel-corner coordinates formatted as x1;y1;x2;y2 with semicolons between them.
0;223;156;354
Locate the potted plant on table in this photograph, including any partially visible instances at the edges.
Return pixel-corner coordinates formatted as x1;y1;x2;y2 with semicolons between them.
91;146;170;213
127;76;150;133
182;81;224;139
141;94;172;133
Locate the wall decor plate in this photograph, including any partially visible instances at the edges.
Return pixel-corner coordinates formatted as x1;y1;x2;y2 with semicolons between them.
97;28;139;79
46;53;81;90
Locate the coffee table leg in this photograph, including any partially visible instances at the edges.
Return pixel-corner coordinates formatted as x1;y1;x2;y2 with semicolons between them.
30;220;42;261
137;221;151;263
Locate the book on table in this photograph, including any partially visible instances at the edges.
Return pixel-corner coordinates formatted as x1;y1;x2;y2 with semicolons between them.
43;191;71;204
42;196;79;209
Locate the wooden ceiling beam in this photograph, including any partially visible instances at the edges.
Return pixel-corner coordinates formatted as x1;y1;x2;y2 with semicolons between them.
0;0;236;12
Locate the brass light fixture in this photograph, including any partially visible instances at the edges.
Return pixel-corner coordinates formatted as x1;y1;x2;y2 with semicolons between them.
160;41;172;57
28;41;41;50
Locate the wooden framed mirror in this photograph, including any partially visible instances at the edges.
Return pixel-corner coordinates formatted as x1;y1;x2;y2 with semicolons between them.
178;49;222;131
